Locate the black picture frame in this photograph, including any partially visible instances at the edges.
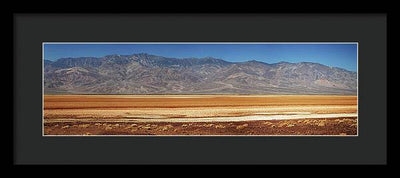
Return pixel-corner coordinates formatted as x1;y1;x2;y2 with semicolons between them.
12;10;389;165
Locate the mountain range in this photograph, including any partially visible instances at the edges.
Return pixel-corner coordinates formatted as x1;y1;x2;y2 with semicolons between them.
44;53;357;95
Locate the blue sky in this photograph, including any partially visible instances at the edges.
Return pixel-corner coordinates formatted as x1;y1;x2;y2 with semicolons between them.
43;43;357;71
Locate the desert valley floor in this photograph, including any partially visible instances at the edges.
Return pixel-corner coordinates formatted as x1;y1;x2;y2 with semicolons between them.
43;95;358;136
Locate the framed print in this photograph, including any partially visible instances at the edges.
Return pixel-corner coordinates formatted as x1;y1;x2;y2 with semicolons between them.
14;13;387;165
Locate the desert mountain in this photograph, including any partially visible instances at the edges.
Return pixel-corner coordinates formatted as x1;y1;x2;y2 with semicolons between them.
44;53;357;95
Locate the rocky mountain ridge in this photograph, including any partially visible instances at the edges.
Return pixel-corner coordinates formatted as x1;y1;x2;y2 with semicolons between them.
44;53;357;95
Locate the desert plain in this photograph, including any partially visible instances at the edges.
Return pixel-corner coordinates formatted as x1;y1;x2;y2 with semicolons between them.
43;95;358;136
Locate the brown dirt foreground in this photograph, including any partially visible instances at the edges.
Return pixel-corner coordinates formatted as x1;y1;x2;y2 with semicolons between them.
44;117;357;136
43;95;357;136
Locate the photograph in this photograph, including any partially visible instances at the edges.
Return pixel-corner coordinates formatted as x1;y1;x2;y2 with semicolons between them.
43;42;358;136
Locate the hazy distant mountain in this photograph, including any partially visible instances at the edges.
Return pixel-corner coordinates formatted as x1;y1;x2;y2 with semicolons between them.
44;53;357;95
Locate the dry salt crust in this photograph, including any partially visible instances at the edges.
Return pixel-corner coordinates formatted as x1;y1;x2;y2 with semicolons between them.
44;106;357;117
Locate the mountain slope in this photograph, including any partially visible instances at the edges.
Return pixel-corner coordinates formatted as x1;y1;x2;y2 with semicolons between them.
44;53;357;95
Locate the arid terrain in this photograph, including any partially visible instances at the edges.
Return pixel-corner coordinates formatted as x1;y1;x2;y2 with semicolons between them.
44;53;357;95
43;95;358;136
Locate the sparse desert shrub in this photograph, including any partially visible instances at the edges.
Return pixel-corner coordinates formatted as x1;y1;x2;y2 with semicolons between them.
236;124;248;130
